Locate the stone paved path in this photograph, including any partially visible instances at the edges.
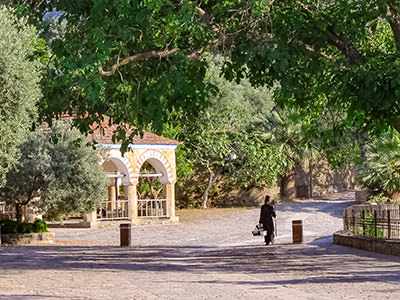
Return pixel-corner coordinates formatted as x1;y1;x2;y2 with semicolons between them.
1;192;400;299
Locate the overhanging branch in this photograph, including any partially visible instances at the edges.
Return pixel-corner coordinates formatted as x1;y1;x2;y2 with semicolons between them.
386;1;400;52
298;1;364;66
98;38;223;77
98;5;224;77
98;49;178;76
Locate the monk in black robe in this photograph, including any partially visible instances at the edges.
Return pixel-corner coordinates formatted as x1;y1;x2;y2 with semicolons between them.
259;195;276;245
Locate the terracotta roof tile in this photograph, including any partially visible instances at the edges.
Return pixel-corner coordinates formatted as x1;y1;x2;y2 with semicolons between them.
57;113;181;146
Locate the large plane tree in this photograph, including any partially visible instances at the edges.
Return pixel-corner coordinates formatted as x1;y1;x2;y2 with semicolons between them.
4;1;400;148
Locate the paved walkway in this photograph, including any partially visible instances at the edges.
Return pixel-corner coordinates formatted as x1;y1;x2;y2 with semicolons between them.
1;192;400;299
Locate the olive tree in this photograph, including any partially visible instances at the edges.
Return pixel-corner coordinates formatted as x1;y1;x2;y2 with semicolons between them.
0;6;42;187
0;122;109;222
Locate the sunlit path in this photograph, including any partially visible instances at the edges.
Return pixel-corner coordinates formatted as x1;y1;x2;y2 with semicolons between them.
1;192;400;299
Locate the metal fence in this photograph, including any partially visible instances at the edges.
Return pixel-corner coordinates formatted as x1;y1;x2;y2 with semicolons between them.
343;204;400;239
98;199;130;221
137;199;167;218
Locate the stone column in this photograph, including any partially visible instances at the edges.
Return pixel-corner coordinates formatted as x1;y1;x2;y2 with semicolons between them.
165;183;177;222
108;184;116;218
83;211;97;228
126;184;138;223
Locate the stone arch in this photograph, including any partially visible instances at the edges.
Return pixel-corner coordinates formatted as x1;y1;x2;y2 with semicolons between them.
134;150;174;184
101;149;134;185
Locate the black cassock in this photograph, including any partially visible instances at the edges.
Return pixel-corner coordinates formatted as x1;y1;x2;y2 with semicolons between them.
259;203;276;244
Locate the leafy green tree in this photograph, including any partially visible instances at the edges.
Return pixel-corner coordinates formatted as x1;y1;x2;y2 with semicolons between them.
0;122;109;222
258;108;319;199
356;130;400;201
2;0;217;150
4;1;400;144
218;1;400;136
205;56;274;129
182;116;286;208
137;161;163;199
162;58;285;207
0;6;42;187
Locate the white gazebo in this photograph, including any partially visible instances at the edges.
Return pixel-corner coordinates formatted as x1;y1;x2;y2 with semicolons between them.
83;116;181;227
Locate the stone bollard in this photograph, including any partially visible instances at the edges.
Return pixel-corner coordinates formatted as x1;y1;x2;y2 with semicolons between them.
120;223;132;246
292;220;303;243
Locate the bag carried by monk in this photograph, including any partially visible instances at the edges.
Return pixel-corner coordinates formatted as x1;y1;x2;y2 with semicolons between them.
252;224;267;236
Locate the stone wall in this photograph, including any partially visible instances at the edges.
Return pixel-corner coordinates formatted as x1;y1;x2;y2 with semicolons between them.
295;158;359;198
355;190;371;203
1;232;54;245
209;186;280;208
333;231;400;257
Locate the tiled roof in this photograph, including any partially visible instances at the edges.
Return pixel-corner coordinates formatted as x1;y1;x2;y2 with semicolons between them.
59;113;181;146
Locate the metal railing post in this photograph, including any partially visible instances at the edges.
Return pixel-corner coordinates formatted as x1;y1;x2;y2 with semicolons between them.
362;210;365;235
388;210;391;239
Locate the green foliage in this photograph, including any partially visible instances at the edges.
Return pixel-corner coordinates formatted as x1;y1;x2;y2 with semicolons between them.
365;192;400;205
356;130;400;198
0;6;42;187
7;0;216;144
0;219;47;234
32;219;48;232
216;1;400;136
0;219;18;234
354;212;385;238
224;132;286;188
160;57;286;206
4;1;400;146
137;161;163;199
205;56;274;129
0;121;109;222
258;107;319;175
177;66;284;190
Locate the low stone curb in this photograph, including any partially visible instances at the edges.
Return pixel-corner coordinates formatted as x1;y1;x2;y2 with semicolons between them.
1;232;55;245
333;230;400;257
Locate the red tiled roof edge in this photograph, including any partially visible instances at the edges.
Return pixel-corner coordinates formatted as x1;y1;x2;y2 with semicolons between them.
56;113;182;146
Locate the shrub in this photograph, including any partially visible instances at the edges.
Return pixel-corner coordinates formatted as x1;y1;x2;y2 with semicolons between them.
0;219;18;234
17;222;34;233
365;192;400;204
33;219;48;232
0;219;48;234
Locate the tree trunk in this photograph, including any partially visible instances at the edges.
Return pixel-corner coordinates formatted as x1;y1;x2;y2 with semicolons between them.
202;168;220;208
309;165;313;199
388;190;400;201
280;171;296;200
15;203;23;223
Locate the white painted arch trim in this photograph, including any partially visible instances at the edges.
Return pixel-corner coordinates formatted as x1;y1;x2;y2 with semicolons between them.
101;149;134;185
134;149;175;185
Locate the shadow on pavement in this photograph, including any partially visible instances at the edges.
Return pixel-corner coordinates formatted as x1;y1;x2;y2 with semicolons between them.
1;243;400;286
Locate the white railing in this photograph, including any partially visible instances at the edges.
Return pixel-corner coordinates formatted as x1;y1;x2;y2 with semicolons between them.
138;199;167;218
98;199;130;221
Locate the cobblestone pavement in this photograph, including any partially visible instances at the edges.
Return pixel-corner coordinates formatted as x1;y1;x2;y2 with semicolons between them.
1;192;400;299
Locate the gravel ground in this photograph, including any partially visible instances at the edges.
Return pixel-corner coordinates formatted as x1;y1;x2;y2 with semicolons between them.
49;192;353;248
1;192;400;300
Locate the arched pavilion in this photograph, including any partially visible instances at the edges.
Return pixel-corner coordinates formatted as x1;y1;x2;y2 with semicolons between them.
83;117;181;227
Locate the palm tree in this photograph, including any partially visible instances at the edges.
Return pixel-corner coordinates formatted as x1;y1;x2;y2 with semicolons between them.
260;108;319;200
356;130;400;201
